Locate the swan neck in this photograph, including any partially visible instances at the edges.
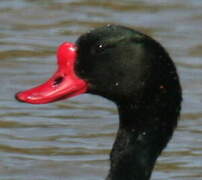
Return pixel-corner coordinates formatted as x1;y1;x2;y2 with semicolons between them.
107;104;175;180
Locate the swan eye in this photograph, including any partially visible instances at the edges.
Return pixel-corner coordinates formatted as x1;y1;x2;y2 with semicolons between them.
91;43;115;55
91;44;105;55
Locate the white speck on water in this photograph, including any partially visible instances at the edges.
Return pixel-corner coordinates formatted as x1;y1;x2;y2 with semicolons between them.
115;82;119;86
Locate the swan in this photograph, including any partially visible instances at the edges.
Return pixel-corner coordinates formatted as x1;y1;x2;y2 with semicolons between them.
16;25;182;180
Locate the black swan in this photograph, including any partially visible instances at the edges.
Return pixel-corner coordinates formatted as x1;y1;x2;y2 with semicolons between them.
15;25;182;180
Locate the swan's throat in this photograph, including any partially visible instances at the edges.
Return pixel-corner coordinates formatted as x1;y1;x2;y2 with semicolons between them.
106;104;176;180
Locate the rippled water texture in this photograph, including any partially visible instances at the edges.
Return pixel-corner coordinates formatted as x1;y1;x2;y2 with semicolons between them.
0;0;202;179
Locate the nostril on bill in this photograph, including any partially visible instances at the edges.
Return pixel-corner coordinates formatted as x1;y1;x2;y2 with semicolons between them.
53;76;64;85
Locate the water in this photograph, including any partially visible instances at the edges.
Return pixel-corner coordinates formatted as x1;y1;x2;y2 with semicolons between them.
0;0;202;179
